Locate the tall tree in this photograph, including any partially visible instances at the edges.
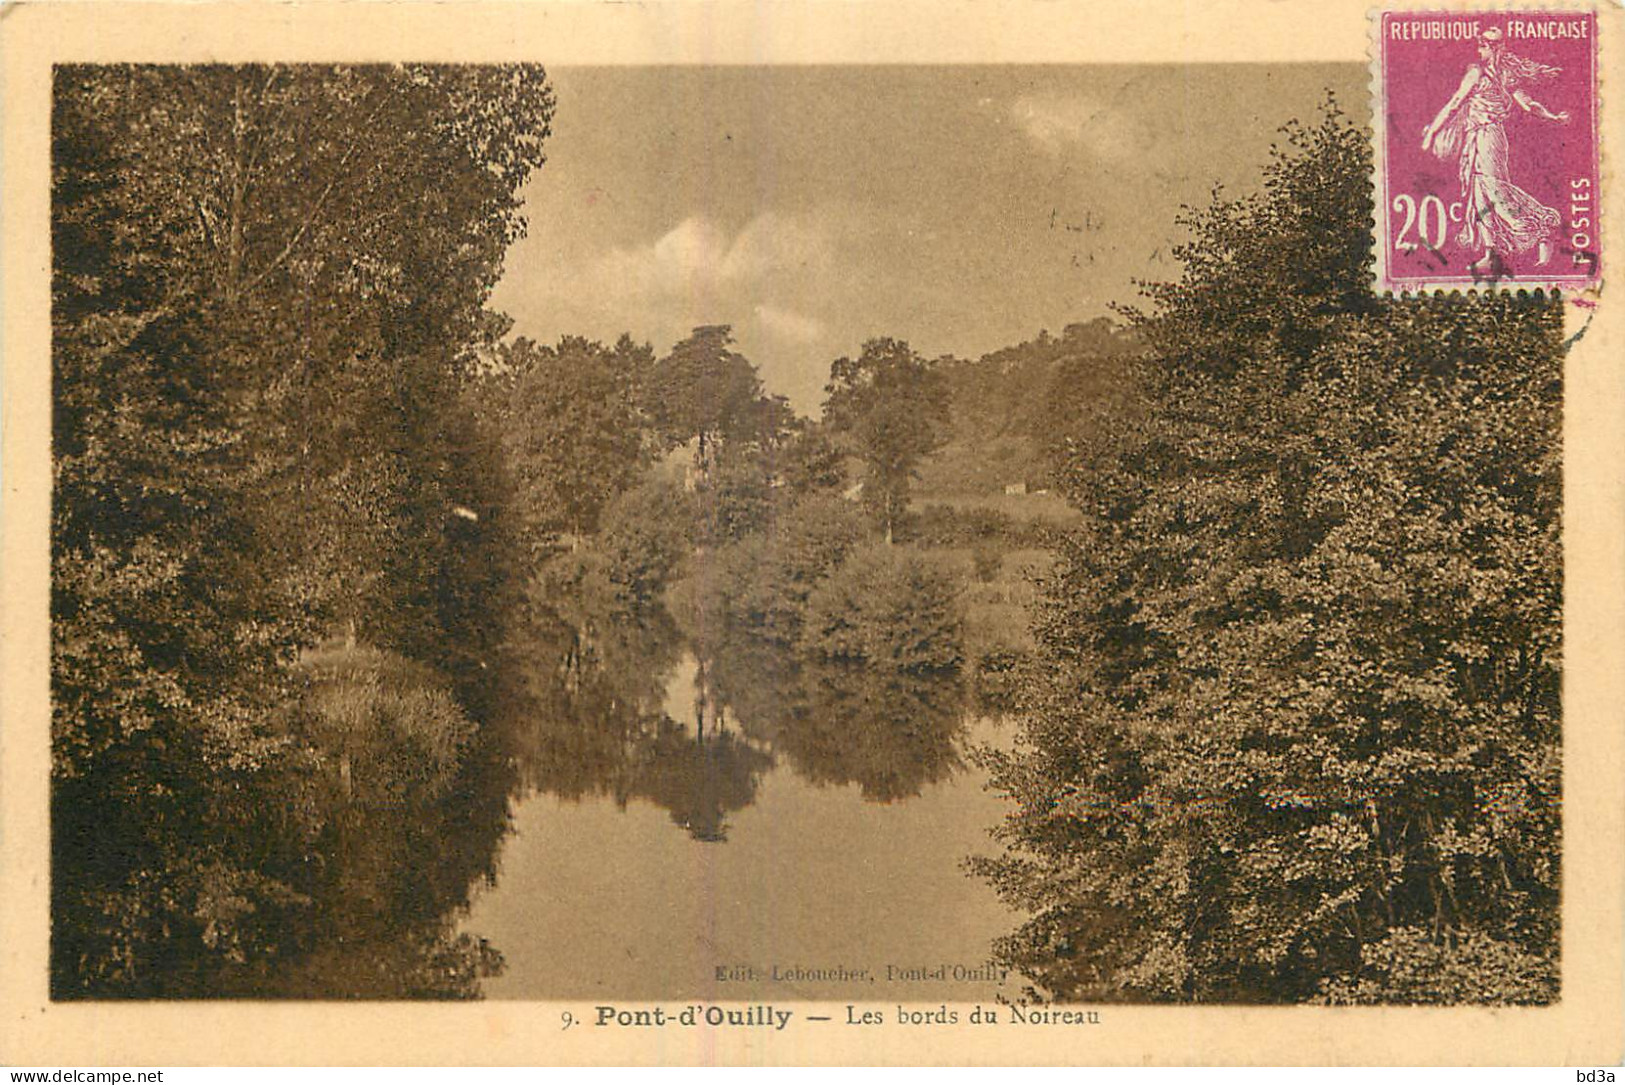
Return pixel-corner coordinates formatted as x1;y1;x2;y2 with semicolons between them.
642;324;764;470
51;63;554;995
493;334;652;544
822;338;951;543
974;104;1562;1004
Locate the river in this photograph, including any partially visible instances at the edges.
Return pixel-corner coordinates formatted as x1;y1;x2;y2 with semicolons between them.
460;619;1024;1001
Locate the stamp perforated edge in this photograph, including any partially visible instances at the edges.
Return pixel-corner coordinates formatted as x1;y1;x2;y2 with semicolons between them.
1368;2;1606;297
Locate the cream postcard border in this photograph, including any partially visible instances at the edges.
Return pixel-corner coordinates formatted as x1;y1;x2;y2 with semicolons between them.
2;0;1621;1067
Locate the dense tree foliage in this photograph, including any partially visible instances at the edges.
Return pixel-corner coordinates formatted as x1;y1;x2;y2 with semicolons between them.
922;319;1137;495
974;105;1562;1004
591;476;697;607
675;493;868;648
481;334;654;545
823;338;952;542
641;324;765;465
802;544;964;671
51;64;553;996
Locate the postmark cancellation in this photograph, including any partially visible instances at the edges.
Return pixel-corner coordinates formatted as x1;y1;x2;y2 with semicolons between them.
1372;7;1601;294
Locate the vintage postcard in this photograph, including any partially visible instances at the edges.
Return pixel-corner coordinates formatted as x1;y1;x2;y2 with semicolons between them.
1;0;1622;1068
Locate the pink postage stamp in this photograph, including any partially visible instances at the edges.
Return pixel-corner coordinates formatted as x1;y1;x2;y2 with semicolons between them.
1374;9;1600;293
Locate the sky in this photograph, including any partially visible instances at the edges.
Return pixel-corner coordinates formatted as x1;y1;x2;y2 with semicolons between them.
492;64;1365;413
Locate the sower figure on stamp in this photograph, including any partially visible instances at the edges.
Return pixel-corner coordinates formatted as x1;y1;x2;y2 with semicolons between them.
1422;26;1571;275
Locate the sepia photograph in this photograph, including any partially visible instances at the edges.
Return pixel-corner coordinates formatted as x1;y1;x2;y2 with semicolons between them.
3;0;1622;1068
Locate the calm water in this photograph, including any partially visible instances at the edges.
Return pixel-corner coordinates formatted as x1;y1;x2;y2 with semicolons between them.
462;632;1023;1001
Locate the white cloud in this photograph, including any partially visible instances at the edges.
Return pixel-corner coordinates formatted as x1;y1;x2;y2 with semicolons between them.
590;211;837;303
507;209;859;413
753;303;826;345
1010;93;1146;162
592;216;726;299
724;212;837;280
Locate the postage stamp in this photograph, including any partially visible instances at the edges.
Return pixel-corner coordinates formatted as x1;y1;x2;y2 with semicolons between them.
1373;8;1601;293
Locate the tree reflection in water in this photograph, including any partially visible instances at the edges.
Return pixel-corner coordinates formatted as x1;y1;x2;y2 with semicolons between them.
206;648;521;999
618;720;773;841
705;636;967;803
497;597;773;841
236;581;977;996
496;587;973;842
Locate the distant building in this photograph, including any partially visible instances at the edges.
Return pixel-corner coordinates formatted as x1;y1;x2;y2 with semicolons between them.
1004;481;1027;496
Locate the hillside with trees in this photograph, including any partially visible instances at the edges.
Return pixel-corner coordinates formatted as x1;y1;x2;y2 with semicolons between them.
919;317;1137;497
971;105;1563;1005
